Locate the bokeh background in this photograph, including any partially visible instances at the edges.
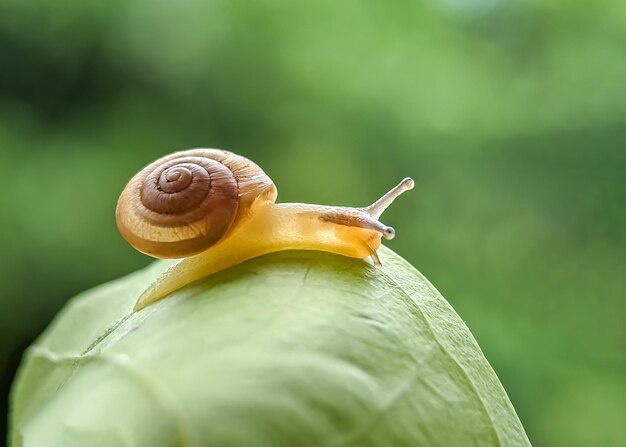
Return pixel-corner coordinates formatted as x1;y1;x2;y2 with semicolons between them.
1;0;625;445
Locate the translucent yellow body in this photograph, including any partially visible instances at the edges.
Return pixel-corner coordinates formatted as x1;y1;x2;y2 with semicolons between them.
134;202;382;310
133;176;414;310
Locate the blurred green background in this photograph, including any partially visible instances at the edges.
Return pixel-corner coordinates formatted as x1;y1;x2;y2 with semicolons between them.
1;0;624;445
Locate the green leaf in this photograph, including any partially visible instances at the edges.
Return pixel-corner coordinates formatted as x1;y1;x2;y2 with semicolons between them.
9;247;530;447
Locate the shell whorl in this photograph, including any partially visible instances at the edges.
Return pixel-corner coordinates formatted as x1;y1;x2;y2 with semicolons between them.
116;149;277;258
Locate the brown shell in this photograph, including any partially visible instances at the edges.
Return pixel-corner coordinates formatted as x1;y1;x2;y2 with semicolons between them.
116;149;277;258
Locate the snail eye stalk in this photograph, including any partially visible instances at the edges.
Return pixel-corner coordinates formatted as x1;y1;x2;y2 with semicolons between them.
366;177;415;220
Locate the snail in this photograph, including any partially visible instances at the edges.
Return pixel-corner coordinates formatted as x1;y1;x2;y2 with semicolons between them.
117;149;413;310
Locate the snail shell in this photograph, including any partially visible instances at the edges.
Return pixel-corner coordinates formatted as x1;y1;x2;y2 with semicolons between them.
116;149;277;258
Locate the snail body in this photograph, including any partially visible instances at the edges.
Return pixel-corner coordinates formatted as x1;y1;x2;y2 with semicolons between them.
117;149;413;310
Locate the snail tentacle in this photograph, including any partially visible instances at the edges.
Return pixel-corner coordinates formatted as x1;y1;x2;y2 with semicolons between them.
366;177;414;219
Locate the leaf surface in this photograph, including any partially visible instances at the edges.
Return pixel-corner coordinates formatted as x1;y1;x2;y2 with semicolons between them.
10;247;530;447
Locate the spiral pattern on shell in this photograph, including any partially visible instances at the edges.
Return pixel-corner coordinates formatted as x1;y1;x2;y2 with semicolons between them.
116;149;277;258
